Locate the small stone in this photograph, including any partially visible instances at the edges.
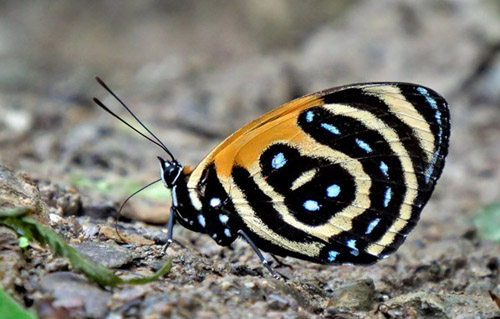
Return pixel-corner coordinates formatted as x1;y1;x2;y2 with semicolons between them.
38;272;111;318
57;192;82;216
0;164;49;224
385;292;499;319
99;225;155;246
49;213;64;224
81;224;100;239
220;280;232;291
267;294;289;310
244;281;256;289
0;227;23;292
72;241;139;268
3;108;33;134
328;279;376;312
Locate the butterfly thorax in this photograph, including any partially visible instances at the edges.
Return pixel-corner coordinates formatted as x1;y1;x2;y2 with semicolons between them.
170;164;240;247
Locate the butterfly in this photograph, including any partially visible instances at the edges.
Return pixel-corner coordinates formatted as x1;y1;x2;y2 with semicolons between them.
94;78;450;279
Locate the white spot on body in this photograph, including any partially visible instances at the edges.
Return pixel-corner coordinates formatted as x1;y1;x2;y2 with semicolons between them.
271;152;287;169
160;165;167;187
326;184;341;198
379;161;389;177
210;197;221;207
383;187;392;207
306;111;314;122
198;214;206;228
219;214;229;224
381;254;389;259
365;218;381;235
355;138;372;153
189;220;194;225
224;228;231;237
321;123;340;135
303;200;320;211
328;250;339;262
212;234;217;239
171;186;178;206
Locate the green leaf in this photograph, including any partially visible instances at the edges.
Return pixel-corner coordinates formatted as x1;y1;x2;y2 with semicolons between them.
0;207;172;288
474;202;500;242
18;236;29;248
0;285;37;319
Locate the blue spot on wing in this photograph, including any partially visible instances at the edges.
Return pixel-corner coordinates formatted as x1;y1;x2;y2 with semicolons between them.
347;239;359;256
210;197;221;207
417;87;445;184
198;214;206;228
321;123;340;135
383;187;392;207
328;250;339;262
417;87;442;125
306;111;314;122
379;161;389;177
326;184;341;197
271;152;287;169
355;138;372;153
365;218;381;235
303;200;320;211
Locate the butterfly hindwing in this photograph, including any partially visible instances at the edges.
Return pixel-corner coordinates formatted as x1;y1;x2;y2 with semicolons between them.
187;83;450;265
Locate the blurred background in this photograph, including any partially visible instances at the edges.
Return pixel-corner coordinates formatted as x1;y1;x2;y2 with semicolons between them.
1;0;499;239
1;0;498;221
1;1;500;317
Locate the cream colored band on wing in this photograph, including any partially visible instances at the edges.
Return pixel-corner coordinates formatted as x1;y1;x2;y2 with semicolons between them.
252;140;372;243
228;175;324;257
363;85;435;162
188;188;204;211
290;169;317;191
320;103;418;256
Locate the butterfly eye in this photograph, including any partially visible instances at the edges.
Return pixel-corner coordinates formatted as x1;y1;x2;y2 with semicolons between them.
158;157;182;188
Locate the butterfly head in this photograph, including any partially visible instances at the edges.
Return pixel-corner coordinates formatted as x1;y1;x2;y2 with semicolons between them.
158;156;183;188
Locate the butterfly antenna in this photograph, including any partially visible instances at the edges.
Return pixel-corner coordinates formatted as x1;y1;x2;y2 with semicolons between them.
114;178;162;243
92;98;167;152
94;76;176;161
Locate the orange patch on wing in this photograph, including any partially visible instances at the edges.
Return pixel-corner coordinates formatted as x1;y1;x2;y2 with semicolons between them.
187;94;324;187
182;165;193;175
214;112;305;177
211;95;323;178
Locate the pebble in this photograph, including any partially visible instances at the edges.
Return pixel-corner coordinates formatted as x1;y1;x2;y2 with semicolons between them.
38;272;111;318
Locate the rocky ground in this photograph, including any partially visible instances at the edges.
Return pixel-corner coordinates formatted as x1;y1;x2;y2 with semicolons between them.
1;1;500;318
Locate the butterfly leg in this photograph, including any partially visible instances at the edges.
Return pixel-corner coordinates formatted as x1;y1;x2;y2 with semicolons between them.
161;207;176;254
237;229;281;280
270;254;293;270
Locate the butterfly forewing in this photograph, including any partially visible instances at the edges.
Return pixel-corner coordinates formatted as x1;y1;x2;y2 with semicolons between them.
187;83;450;265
